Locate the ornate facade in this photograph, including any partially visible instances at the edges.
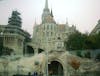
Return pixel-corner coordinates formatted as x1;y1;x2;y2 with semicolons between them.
31;1;77;76
32;0;76;52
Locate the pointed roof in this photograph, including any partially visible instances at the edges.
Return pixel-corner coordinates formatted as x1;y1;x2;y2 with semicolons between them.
43;0;49;12
66;18;68;25
34;19;37;26
51;9;53;17
45;0;48;9
42;0;56;23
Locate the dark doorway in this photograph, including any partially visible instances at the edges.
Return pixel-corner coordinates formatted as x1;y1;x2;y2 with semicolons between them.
26;46;34;55
48;61;64;76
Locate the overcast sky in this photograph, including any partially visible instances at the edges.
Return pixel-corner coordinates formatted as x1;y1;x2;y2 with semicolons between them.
0;0;100;35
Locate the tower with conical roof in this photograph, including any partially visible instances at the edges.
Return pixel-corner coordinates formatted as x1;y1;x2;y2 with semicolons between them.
42;0;55;23
50;8;53;17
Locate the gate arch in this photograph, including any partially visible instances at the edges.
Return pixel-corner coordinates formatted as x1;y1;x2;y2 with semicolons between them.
48;61;64;76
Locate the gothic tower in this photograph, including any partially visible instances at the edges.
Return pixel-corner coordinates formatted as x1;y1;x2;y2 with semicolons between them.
42;0;55;23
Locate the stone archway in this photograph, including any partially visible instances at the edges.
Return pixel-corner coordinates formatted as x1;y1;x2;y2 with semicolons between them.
48;61;64;76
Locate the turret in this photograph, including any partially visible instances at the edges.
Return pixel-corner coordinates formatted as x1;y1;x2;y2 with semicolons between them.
66;18;68;26
42;0;55;23
8;11;22;28
51;9;53;17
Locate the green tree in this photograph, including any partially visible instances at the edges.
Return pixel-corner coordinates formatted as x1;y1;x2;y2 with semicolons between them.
89;32;100;49
95;32;100;49
65;30;100;50
65;31;87;50
8;11;22;28
84;35;94;49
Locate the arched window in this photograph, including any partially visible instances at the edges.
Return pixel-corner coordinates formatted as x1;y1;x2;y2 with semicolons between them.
38;48;44;53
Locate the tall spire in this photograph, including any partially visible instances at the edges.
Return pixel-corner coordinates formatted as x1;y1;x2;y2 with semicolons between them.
45;0;48;9
34;19;37;26
51;8;53;17
66;18;68;25
42;0;50;23
42;0;55;23
43;0;49;12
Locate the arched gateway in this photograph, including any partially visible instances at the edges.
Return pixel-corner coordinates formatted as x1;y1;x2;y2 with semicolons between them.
48;61;64;76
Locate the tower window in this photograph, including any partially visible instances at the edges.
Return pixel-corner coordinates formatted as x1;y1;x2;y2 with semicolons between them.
58;37;61;40
47;25;49;30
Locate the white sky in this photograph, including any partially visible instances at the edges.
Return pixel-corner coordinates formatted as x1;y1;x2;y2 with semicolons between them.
0;0;100;35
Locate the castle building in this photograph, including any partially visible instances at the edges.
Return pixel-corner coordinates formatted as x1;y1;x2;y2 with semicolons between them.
32;0;76;52
31;1;77;76
0;1;77;76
